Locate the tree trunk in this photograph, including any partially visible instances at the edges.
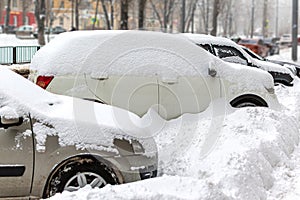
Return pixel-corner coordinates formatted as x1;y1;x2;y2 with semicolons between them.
110;0;114;29
22;0;27;25
101;0;111;29
138;0;146;29
92;0;100;30
262;0;268;38
210;0;220;36
5;0;11;33
34;0;46;45
120;0;129;30
75;0;80;30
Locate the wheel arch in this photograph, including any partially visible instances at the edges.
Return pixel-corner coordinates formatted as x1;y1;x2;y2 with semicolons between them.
230;94;268;108
42;154;123;198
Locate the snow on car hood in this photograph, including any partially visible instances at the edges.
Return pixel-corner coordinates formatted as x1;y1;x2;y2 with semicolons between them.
30;30;274;96
0;68;155;154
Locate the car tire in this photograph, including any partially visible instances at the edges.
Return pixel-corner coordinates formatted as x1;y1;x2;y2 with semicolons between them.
230;95;268;108
43;157;119;198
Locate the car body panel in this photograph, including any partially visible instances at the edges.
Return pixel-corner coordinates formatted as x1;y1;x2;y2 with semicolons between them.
0;117;33;197
0;69;158;198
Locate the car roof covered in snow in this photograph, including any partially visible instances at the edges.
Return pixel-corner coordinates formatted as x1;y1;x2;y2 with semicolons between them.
31;30;223;78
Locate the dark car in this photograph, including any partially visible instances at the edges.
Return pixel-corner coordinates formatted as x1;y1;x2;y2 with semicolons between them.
184;34;294;87
51;26;67;34
0;25;17;34
242;46;300;78
263;38;280;55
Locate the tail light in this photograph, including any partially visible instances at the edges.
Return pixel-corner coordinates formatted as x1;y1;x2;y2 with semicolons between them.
36;76;54;89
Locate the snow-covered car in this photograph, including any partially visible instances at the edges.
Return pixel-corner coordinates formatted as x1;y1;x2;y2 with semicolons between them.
184;33;294;87
0;68;157;198
30;30;280;120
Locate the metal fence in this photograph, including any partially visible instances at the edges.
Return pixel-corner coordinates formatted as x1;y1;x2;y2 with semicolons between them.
0;46;40;65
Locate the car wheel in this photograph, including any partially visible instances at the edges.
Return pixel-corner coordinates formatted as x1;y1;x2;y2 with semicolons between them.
230;95;268;108
234;101;258;108
43;157;118;198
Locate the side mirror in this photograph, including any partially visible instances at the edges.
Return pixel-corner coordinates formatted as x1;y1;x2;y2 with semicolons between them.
208;68;217;77
0;117;23;129
208;63;217;77
0;106;23;129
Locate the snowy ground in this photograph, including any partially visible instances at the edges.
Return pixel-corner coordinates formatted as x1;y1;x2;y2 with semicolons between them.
2;34;300;199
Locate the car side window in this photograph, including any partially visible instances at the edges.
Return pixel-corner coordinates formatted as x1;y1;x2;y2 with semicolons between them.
198;44;213;54
213;45;248;64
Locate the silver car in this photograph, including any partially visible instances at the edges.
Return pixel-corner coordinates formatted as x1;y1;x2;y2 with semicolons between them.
0;68;157;198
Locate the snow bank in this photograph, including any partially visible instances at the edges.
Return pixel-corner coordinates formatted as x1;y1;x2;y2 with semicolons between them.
49;176;231;200
48;93;299;199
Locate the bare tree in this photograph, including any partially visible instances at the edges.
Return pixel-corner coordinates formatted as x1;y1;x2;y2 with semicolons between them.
101;0;111;29
210;0;220;36
109;0;114;28
92;0;100;29
262;0;268;37
21;0;33;25
120;0;130;29
138;0;147;29
4;0;11;33
34;0;46;45
149;0;177;32
184;0;198;33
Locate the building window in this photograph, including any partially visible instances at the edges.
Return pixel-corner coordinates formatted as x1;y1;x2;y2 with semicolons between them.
59;17;64;26
12;0;17;8
60;0;65;8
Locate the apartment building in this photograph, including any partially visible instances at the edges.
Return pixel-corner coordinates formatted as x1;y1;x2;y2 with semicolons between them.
0;0;35;27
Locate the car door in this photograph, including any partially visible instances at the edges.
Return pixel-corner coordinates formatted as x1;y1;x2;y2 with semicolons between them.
86;75;159;117
158;76;220;120
0;115;34;197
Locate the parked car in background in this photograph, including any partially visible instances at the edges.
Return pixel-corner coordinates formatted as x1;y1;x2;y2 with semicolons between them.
0;68;157;198
184;34;294;86
30;30;280;120
15;25;35;39
279;34;292;47
51;26;67;34
34;26;66;38
238;38;270;57
242;45;300;78
263;37;280;55
0;25;17;34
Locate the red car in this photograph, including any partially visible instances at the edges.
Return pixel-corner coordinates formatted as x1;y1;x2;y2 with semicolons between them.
238;38;270;57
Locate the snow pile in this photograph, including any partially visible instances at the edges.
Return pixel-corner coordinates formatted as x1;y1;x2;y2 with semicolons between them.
49;176;231;200
48;94;300;199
